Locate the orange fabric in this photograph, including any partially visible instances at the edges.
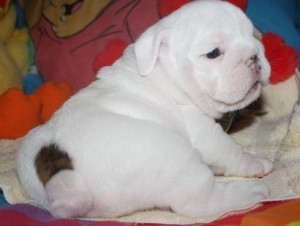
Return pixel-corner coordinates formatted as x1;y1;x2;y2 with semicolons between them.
35;82;73;123
0;88;41;139
0;82;73;139
242;199;300;226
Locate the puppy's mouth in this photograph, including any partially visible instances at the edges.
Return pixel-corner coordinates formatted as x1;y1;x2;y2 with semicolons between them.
212;80;262;113
243;80;261;101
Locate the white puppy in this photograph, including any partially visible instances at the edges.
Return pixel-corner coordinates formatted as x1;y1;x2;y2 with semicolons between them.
17;0;272;219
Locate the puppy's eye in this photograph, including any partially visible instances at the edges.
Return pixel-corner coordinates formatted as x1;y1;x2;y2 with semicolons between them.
206;48;221;59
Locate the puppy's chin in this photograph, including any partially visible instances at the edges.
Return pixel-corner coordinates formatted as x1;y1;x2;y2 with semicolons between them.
212;56;271;114
199;50;270;117
213;81;262;114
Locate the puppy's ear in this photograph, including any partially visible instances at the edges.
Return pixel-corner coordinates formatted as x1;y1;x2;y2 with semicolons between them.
134;26;167;76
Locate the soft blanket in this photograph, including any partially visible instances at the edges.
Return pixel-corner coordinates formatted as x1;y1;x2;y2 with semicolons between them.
0;70;300;224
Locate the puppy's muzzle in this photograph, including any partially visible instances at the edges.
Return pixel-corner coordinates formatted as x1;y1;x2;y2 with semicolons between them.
246;55;261;76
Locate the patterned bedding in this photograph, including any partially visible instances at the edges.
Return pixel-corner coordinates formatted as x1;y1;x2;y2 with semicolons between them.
1;200;300;226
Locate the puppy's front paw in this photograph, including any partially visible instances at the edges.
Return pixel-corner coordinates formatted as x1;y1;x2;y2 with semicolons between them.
253;157;273;177
226;154;273;178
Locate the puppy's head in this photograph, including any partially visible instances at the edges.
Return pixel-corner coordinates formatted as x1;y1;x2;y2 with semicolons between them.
134;0;270;118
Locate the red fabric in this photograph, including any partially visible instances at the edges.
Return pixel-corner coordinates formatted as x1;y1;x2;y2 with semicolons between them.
224;0;248;11
0;0;7;8
262;33;298;84
32;0;160;92
157;0;191;17
0;210;81;226
93;39;128;72
0;202;285;226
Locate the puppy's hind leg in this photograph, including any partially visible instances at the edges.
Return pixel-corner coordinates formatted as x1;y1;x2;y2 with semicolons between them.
169;163;269;218
45;170;94;218
35;144;93;218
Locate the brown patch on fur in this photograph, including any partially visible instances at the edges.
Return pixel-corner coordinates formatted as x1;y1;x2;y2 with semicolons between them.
35;144;73;185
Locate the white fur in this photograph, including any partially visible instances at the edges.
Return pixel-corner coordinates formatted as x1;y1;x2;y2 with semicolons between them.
16;0;272;219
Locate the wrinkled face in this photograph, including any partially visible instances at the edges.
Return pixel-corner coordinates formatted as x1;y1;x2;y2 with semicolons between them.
134;0;271;118
164;1;270;116
188;30;270;114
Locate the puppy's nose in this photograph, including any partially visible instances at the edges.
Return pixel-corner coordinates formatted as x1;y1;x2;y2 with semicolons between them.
246;54;258;65
250;55;258;63
246;54;260;74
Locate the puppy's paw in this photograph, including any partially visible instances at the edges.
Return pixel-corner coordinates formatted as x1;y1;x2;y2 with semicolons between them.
216;180;270;215
253;157;273;177
173;179;270;218
226;153;273;178
229;180;269;205
226;180;270;211
248;180;270;199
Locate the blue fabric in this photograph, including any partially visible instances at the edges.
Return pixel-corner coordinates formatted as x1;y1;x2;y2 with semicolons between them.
23;73;44;94
13;0;27;29
246;0;300;55
0;191;8;207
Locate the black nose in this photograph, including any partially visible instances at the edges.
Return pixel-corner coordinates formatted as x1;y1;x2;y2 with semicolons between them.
250;55;258;63
246;55;260;75
245;54;259;66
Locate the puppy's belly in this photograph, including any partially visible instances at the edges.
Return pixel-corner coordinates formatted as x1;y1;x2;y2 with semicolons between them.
39;113;201;216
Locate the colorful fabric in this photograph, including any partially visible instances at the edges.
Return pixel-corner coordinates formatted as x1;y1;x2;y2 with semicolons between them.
1;201;299;226
30;0;160;91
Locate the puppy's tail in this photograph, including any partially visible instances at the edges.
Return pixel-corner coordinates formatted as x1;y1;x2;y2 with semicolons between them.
35;144;73;185
35;144;94;218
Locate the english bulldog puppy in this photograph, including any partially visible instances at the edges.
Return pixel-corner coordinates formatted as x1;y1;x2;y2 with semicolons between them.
16;0;273;219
